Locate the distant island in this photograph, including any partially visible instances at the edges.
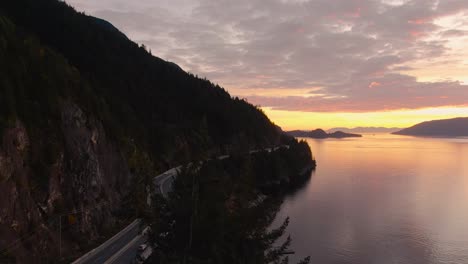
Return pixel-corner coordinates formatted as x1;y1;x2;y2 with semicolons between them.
327;126;401;133
393;117;468;137
288;129;362;139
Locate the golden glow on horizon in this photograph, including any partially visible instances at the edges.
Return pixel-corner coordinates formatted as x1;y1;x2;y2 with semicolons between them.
232;13;468;131
229;87;324;98
262;106;468;130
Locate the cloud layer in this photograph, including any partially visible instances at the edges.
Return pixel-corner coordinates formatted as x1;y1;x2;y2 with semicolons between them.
67;0;468;112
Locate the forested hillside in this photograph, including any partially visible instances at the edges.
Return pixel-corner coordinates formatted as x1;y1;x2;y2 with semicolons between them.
0;0;313;262
150;144;315;263
0;0;284;165
0;14;137;262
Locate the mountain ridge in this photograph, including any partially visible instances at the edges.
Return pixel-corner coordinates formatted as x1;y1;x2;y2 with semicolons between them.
288;129;362;139
327;126;401;133
0;1;311;262
393;117;468;137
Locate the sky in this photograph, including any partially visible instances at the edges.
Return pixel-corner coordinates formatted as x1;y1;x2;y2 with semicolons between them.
66;0;468;130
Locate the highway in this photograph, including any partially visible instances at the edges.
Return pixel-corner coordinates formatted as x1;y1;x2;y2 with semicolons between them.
153;166;182;197
73;166;182;264
73;146;289;263
72;219;142;264
102;232;146;264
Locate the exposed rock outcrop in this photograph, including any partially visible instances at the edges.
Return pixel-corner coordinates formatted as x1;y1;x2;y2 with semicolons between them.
0;102;132;263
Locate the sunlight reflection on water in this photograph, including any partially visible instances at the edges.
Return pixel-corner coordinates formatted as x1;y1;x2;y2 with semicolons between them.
273;134;468;264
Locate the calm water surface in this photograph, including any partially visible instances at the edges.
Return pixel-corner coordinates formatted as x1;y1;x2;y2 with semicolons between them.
274;134;468;264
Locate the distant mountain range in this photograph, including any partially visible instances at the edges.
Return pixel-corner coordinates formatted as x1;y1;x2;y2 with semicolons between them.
393;117;468;137
288;129;362;139
327;127;401;133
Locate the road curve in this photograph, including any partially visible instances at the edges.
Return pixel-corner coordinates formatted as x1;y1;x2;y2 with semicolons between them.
71;219;142;264
73;165;182;264
73;146;289;263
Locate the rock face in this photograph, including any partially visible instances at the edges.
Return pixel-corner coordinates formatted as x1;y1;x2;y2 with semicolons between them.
0;102;132;263
287;129;362;139
0;1;289;260
393;117;468;137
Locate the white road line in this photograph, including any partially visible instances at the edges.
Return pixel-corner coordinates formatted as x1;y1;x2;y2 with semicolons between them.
103;234;142;264
72;219;141;264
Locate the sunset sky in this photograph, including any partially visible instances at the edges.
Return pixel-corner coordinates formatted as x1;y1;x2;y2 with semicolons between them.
67;0;468;130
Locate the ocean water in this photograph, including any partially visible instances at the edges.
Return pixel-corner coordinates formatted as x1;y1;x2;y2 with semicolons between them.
273;134;468;264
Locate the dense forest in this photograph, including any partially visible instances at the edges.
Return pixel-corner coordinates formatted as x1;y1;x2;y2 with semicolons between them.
0;0;284;165
0;0;315;262
148;141;315;264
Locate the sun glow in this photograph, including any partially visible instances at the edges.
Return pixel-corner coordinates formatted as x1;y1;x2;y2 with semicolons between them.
263;106;468;130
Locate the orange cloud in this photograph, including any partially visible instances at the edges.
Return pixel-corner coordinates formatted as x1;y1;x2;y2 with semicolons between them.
368;81;381;88
409;30;426;38
408;19;429;25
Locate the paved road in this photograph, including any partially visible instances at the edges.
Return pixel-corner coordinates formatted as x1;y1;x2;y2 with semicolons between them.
73;166;180;264
153;166;181;197
74;146;290;263
72;219;142;264
103;233;146;264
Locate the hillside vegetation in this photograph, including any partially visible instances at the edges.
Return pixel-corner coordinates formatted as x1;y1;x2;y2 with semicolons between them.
1;0;285;164
0;0;313;262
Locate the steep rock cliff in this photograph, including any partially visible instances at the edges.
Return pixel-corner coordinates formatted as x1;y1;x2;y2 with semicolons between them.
0;102;133;263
